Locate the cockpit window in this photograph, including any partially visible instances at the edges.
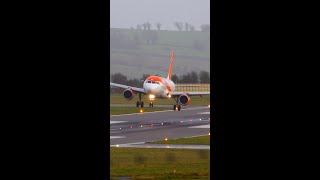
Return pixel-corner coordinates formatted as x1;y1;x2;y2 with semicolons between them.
156;82;160;84
151;81;155;84
147;81;151;83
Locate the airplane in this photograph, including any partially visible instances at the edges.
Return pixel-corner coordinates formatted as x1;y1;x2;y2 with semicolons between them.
110;51;210;111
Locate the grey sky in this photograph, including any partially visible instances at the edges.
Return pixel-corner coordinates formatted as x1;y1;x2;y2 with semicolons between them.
111;0;210;31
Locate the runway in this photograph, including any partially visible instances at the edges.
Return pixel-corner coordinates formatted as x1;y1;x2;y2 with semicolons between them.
110;106;210;147
110;143;210;149
111;104;173;108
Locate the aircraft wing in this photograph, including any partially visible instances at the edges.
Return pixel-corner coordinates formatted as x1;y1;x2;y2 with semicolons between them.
170;91;210;96
110;82;145;94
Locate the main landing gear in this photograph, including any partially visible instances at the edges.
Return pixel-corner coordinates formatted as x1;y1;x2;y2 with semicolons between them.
173;96;181;111
136;92;144;108
149;101;154;108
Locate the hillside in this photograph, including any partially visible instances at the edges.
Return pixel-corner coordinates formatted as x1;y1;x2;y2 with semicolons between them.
110;28;210;79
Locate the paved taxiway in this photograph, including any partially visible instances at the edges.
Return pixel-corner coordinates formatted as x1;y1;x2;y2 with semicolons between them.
110;106;210;146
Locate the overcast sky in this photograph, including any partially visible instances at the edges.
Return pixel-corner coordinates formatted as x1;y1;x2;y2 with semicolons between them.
111;0;210;31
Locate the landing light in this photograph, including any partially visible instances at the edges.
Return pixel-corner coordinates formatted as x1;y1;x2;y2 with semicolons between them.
149;94;155;100
164;138;168;141
208;105;210;108
168;94;172;98
208;132;210;136
140;109;143;113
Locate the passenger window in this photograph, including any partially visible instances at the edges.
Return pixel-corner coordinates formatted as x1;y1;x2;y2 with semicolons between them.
152;81;155;84
148;81;151;83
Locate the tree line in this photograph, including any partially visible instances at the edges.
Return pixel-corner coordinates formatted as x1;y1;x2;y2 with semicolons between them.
132;22;210;32
111;71;210;87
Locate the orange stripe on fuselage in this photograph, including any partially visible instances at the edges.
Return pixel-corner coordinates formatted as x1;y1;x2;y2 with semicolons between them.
146;76;171;91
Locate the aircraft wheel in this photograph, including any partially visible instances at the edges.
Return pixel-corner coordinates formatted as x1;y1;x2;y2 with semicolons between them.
141;102;144;108
178;105;181;111
173;105;176;111
136;101;140;107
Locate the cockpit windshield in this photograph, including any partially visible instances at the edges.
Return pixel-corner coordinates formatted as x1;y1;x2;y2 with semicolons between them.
145;81;160;84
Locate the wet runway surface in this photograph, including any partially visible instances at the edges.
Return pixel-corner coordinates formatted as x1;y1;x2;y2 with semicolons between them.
111;104;173;108
110;106;210;146
110;143;210;149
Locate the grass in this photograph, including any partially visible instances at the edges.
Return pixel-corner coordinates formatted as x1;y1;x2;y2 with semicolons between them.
110;106;170;115
147;135;210;145
110;93;210;106
110;148;210;179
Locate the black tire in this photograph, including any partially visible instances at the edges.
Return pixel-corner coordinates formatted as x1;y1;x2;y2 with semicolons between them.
149;103;151;107
141;102;144;108
178;105;181;111
173;105;176;111
136;101;140;107
152;103;154;108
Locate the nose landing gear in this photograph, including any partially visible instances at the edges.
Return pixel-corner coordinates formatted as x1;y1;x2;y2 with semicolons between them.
149;101;154;108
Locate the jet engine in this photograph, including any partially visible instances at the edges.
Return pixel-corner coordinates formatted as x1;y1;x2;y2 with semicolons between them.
178;94;190;106
123;89;134;100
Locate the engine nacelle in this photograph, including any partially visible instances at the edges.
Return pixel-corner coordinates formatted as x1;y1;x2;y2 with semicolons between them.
123;89;134;100
178;94;190;106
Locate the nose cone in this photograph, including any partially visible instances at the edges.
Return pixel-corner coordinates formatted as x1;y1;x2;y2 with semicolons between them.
143;83;160;95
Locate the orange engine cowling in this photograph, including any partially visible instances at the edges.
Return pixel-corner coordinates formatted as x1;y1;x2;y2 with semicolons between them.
123;89;134;100
178;94;190;106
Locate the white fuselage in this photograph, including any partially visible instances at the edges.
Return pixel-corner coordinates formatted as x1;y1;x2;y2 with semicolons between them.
143;76;175;98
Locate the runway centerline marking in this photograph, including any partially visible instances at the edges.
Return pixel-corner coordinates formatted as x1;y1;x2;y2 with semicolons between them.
110;121;127;124
188;124;210;128
110;136;126;139
110;107;209;117
197;112;210;115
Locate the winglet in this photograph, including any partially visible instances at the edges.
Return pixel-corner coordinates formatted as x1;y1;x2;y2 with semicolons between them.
167;51;174;80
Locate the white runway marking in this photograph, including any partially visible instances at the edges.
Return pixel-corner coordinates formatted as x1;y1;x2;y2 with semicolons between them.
110;121;127;124
110;136;126;139
110;107;209;117
188;124;210;128
197;112;210;114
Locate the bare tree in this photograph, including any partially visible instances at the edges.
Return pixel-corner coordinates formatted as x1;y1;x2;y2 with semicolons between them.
200;24;210;32
190;25;195;31
146;22;151;30
174;22;183;31
111;73;127;84
185;22;190;31
199;71;210;83
142;23;147;30
171;74;179;83
156;23;161;31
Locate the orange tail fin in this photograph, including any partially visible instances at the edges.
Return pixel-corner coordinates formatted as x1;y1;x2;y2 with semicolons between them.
167;51;174;80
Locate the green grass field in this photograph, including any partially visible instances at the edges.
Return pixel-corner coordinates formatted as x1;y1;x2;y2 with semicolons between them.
148;135;210;145
110;148;210;179
110;106;170;115
110;93;210;106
